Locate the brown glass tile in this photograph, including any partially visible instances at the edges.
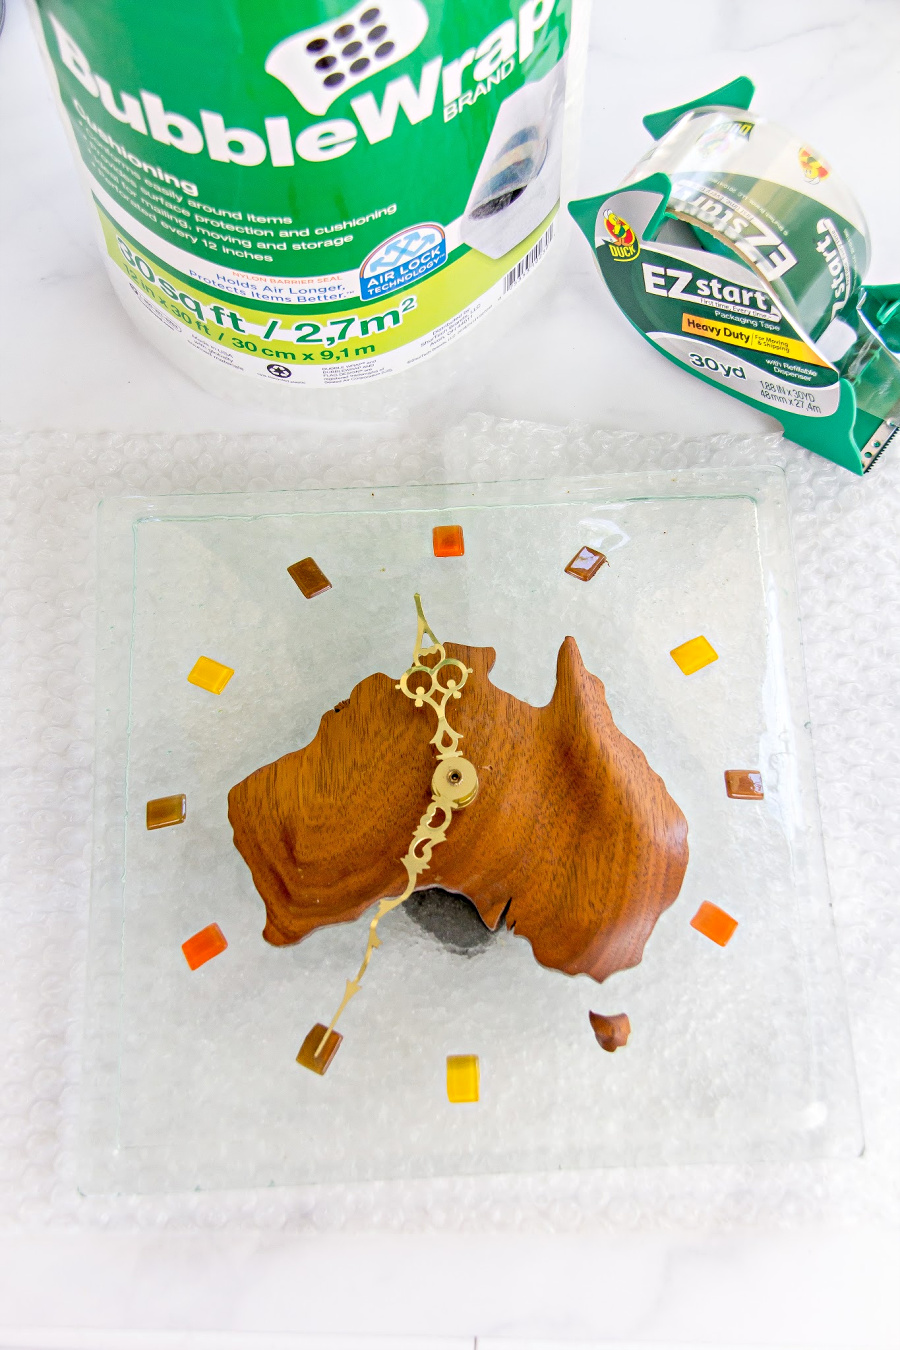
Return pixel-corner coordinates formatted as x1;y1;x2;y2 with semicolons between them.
296;1022;343;1074
725;769;764;799
565;545;608;581
287;557;332;599
146;793;186;829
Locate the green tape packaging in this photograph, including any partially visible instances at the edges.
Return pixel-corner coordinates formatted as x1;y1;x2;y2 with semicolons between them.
569;78;899;474
31;0;585;415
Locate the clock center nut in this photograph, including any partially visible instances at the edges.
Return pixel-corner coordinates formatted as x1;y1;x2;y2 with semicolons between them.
432;755;479;809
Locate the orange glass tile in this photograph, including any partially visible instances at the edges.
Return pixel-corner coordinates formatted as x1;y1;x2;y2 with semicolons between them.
725;769;764;799
146;793;186;830
690;901;738;947
182;922;228;970
565;545;608;582
287;556;332;599
187;655;234;695
670;635;718;675
446;1053;480;1102
296;1022;343;1074
432;524;465;557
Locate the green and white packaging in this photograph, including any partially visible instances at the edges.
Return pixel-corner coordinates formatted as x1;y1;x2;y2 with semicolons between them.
32;0;579;407
569;78;899;474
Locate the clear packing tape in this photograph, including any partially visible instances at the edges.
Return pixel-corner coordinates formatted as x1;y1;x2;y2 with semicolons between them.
569;77;900;475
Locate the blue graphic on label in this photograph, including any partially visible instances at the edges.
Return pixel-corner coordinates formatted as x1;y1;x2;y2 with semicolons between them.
360;223;446;300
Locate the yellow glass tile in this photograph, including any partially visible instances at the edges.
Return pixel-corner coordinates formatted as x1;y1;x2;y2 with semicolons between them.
446;1053;480;1103
146;793;186;829
187;655;234;695
670;635;718;675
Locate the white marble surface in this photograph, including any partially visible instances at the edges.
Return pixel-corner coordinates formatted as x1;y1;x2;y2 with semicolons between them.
1;0;899;1347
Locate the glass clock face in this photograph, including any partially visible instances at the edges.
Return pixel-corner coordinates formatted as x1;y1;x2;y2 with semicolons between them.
81;470;860;1192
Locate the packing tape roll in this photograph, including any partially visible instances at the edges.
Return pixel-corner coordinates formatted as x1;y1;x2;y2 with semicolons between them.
620;107;870;342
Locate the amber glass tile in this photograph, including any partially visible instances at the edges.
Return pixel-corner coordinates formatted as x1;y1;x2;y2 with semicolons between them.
432;524;465;557
565;545;608;581
690;901;738;947
446;1053;480;1102
187;655;234;695
725;769;764;799
670;635;718;675
287;556;332;598
146;794;186;830
182;922;228;970
296;1022;343;1074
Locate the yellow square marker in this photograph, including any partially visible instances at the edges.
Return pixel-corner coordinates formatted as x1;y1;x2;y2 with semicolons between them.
187;655;234;695
670;635;718;676
446;1054;480;1103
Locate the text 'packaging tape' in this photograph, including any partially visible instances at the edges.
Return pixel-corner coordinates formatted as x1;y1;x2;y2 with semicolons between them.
569;77;900;475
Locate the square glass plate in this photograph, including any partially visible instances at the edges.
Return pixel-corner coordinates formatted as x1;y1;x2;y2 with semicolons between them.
82;469;861;1192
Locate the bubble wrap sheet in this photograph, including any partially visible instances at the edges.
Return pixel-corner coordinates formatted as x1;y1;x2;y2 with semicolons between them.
1;419;898;1235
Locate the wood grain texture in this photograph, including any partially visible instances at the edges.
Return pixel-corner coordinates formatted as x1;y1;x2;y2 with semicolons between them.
228;639;689;983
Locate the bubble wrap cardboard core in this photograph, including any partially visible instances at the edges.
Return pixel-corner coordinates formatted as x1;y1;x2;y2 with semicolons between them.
1;418;897;1235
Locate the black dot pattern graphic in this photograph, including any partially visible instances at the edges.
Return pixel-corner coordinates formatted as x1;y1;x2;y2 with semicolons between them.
299;3;408;102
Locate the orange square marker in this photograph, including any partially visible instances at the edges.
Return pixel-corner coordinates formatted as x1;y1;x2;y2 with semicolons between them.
670;635;718;675
433;524;465;557
296;1022;343;1075
446;1054;480;1102
187;655;233;695
287;556;332;599
565;545;608;582
690;902;738;947
146;794;186;830
725;769;764;799
182;922;228;970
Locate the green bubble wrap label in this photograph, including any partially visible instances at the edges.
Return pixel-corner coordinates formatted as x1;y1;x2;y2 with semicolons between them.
36;0;570;385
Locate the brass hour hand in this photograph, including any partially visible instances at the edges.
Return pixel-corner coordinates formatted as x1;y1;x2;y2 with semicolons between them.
299;595;477;1073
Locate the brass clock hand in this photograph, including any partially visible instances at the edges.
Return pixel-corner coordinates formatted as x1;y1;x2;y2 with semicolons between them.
299;594;478;1072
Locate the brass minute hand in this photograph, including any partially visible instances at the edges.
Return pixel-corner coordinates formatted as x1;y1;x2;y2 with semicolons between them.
312;595;478;1059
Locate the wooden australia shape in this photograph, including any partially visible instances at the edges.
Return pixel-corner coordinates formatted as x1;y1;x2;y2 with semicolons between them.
228;637;689;985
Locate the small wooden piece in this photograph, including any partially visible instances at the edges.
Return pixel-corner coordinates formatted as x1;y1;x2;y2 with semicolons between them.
589;1011;631;1052
565;546;607;581
725;769;764;799
228;638;689;984
690;901;738;947
287;557;332;599
296;1022;343;1074
146;794;186;829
